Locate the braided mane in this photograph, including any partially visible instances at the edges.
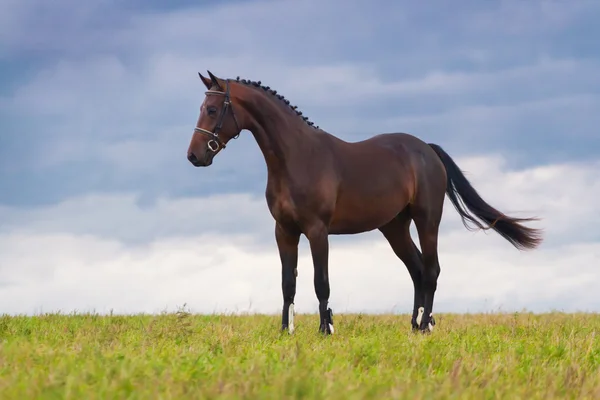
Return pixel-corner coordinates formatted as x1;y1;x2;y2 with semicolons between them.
233;76;319;130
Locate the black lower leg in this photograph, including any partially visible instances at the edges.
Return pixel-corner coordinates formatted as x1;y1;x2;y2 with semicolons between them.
411;281;424;330
419;254;440;332
281;266;297;331
276;223;300;332
409;243;425;330
307;223;333;335
318;297;334;334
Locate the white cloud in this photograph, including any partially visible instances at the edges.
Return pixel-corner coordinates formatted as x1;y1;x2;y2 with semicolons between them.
1;154;599;316
0;192;272;244
1;231;598;317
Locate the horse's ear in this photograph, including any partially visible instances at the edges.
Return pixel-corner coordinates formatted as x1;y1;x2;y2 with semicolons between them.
207;70;223;91
198;72;212;90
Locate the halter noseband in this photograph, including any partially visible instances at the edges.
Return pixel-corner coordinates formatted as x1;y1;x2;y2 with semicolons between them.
194;79;241;152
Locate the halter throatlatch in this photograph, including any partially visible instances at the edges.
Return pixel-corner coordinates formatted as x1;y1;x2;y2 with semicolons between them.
194;79;241;152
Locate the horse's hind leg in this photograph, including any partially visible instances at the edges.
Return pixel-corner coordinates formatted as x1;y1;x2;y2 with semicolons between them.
379;208;425;331
410;197;443;333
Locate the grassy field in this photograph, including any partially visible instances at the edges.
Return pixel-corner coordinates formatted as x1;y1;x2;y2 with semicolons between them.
0;311;598;399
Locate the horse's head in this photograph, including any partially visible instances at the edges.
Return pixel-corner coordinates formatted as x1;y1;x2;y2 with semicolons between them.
187;71;242;167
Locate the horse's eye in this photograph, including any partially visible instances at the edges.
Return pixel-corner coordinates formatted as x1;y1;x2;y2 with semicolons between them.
207;107;217;116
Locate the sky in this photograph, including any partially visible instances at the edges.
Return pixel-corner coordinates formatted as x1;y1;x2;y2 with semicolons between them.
1;0;599;317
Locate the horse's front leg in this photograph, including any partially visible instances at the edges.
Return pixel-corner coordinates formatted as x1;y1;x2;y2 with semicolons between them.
276;223;300;334
306;222;334;335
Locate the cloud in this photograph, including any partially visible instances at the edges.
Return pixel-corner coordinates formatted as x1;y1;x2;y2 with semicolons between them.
2;0;599;208
1;0;599;317
1;231;598;317
2;152;598;246
9;50;599;123
0;192;272;245
1;154;599;315
3;51;598;207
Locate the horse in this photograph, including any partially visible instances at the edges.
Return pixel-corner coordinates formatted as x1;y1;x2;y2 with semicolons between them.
186;70;543;335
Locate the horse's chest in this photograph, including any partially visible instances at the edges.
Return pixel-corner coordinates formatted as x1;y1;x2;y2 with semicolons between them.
265;187;297;225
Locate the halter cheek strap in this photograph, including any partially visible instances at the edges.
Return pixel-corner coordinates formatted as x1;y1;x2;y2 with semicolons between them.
194;79;241;152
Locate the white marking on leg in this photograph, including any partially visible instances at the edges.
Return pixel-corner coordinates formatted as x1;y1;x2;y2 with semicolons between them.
428;313;434;332
288;304;295;334
416;307;424;326
328;323;334;334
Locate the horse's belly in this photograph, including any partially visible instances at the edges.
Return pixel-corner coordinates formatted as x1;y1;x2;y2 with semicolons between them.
328;194;407;234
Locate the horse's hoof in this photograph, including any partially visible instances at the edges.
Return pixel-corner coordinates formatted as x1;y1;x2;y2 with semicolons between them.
426;313;436;332
411;315;419;331
319;308;334;335
320;322;334;335
418;324;434;334
416;307;435;333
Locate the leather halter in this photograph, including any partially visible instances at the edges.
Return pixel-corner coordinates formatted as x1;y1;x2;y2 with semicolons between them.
194;79;241;152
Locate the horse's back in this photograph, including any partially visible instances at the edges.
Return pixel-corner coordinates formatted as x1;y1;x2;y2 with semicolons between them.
335;132;443;171
322;132;428;233
333;130;447;205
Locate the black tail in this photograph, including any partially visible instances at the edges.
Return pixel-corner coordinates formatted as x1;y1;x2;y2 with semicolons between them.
428;143;543;251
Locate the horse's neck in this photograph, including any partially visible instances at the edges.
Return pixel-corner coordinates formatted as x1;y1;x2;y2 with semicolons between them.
250;123;305;174
244;97;309;174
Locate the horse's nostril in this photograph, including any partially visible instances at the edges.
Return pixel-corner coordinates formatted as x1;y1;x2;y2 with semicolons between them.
188;152;198;163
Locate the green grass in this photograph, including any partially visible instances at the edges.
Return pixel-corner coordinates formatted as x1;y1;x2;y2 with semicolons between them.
0;311;599;399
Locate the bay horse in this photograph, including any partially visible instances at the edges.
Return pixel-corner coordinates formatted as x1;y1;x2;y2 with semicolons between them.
186;71;543;335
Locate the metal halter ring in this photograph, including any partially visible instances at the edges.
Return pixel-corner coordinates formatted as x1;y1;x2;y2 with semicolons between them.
207;139;220;152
